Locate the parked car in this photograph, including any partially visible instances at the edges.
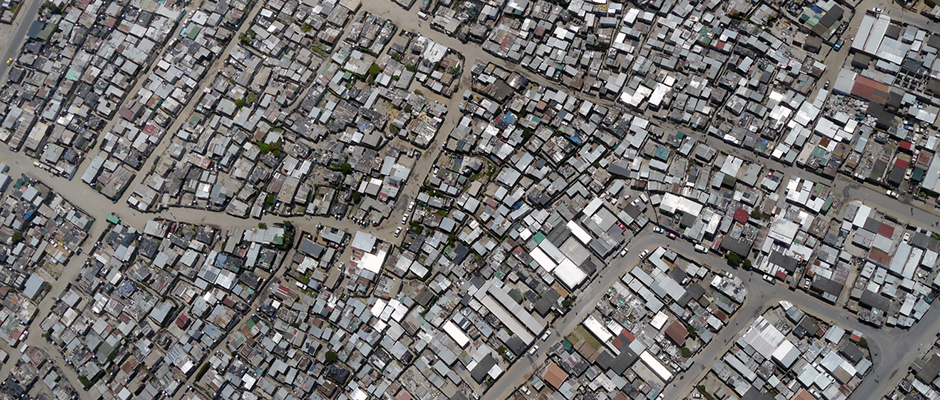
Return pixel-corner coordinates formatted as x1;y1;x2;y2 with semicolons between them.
640;249;650;259
694;244;707;253
886;190;899;199
408;201;415;212
541;330;551;341
394;227;402;237
620;247;628;257
763;275;775;284
823;80;829;89
653;226;664;234
904;232;911;242
528;345;539;355
401;213;409;224
666;232;676;240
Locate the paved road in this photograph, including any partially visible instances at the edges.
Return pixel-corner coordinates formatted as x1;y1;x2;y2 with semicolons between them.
0;0;41;83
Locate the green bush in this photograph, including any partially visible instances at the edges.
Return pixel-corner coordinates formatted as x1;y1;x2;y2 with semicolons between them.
325;351;339;363
681;347;693;358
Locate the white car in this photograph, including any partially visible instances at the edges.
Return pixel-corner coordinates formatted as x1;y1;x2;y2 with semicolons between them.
886;190;899;199
528;345;539;355
408;201;415;212
904;232;911;242
619;247;628;257
763;275;775;284
401;213;409;224
541;330;551;341
694;244;707;253
640;249;650;259
394;227;402;237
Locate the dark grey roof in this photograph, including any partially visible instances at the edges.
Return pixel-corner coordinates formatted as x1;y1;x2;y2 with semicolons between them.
741;387;775;400
609;347;638;375
915;354;940;383
720;237;752;257
505;337;527;356
840;343;864;364
811;276;842;297
471;354;497;383
534;289;560;316
859;290;893;311
769;251;799;273
595;350;614;371
862;217;881;234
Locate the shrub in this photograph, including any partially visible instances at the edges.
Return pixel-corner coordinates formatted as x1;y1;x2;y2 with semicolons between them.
325;351;339;363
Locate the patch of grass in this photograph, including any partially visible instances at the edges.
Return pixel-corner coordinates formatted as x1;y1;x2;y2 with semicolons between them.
414;89;424;96
697;385;716;400
194;363;211;382
301;24;312;32
78;376;91;389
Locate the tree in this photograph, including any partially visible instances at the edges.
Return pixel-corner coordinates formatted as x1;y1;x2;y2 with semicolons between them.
325;351;339;363
681;347;693;358
339;163;352;174
726;252;741;266
403;104;413;114
351;192;362;204
742;258;752;269
11;231;23;243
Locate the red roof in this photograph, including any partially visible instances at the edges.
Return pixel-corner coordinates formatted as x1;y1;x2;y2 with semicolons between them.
900;141;912;150
851;76;889;104
733;207;750;223
664;320;688;346
620;328;635;342
877;223;894;238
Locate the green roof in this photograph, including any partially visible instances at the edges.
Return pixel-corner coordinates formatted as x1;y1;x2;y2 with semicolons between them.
532;232;546;244
106;215;121;224
186;26;201;40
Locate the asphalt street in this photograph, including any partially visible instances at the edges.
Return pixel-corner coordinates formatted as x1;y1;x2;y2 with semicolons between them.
0;0;41;83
